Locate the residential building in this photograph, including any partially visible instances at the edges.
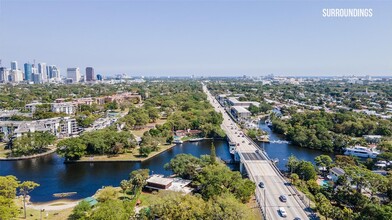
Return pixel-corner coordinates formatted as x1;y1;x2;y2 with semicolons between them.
10;70;23;83
67;67;81;83
329;167;345;182
51;102;77;114
85;67;95;81
227;97;260;108
25;102;44;113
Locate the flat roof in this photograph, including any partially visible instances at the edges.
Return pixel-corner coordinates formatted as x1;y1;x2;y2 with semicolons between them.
147;175;173;186
231;106;250;114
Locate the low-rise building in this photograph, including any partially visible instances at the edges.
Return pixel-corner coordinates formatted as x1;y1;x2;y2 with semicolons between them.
51;102;77;115
329;167;345;182
231;106;251;121
227;97;260;108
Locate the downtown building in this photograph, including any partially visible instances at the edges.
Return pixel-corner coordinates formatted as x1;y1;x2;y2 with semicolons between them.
67;67;81;83
85;67;95;82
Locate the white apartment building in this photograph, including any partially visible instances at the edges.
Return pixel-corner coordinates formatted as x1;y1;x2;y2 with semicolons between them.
51;102;77;114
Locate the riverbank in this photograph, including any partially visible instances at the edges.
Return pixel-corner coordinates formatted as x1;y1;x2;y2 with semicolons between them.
66;143;177;163
0;147;57;161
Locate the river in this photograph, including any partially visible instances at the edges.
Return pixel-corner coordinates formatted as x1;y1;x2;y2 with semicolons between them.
0;126;330;203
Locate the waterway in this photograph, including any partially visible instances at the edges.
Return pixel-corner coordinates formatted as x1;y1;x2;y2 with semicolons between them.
257;123;332;170
0;125;331;203
0;139;233;203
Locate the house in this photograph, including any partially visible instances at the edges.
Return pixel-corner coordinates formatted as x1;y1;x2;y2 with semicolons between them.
145;175;193;194
329;167;345;182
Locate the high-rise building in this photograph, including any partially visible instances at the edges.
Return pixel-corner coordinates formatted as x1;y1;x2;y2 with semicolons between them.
51;66;61;80
0;67;9;83
32;64;39;84
24;63;32;81
10;61;18;70
38;63;47;83
85;67;95;81
96;74;103;81
11;70;23;83
67;67;81;83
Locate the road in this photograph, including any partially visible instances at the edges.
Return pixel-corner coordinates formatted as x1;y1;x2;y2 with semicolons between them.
203;84;311;220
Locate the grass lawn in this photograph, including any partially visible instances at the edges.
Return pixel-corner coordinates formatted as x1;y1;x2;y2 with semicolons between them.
77;143;175;162
14;198;74;220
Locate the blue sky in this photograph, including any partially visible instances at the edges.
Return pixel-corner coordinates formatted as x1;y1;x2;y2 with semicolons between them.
0;0;391;77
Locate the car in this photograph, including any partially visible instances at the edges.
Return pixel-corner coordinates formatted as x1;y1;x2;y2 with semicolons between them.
279;207;287;217
293;218;301;220
235;132;237;134
279;195;287;202
255;150;260;154
242;140;245;143
238;135;240;137
249;142;251;145
258;181;264;188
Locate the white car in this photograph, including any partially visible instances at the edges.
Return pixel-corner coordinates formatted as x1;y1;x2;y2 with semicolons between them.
279;207;287;217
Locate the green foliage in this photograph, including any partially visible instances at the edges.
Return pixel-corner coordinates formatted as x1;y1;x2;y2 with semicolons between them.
56;128;136;160
90;200;134;220
164;154;203;179
11;131;56;157
314;155;333;170
271;111;392;152
285;155;316;181
195;163;255;203
0;175;20;220
139;191;252;220
210;143;216;164
69;200;92;220
97;186;118;202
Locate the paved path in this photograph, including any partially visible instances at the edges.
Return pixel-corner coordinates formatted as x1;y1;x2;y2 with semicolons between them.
203;83;311;220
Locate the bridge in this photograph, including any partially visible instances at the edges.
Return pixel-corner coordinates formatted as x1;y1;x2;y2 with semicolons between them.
203;84;312;220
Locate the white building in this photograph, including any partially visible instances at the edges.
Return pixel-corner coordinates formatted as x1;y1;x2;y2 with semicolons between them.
10;70;24;83
51;102;77;114
67;67;81;83
0;67;9;83
38;63;47;83
0;117;79;139
227;97;260;108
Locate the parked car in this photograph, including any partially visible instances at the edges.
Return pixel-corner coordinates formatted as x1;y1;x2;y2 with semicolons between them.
279;207;287;217
279;195;287;202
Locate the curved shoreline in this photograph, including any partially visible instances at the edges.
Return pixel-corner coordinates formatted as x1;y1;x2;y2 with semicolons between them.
0;148;56;161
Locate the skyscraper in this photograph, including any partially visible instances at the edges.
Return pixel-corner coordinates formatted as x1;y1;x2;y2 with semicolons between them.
0;67;9;83
67;67;81;83
24;63;32;81
96;74;103;81
38;63;47;83
10;61;18;70
51;66;61;81
85;67;95;81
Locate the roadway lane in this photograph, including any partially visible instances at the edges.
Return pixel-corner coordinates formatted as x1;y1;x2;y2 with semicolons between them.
203;83;311;220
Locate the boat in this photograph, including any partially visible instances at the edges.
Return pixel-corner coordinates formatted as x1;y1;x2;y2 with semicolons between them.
189;138;203;142
257;135;270;143
344;145;380;158
53;192;77;198
265;119;273;127
173;139;183;144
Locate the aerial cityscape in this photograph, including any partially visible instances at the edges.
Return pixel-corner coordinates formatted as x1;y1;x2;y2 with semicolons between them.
1;0;392;220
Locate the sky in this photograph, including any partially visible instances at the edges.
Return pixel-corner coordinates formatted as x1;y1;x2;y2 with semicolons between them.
0;0;391;77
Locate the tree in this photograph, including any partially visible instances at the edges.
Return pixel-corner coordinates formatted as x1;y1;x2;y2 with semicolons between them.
0;176;19;220
296;161;317;181
129;169;149;195
57;138;87;160
120;180;132;193
19;181;39;219
164;154;202;179
210;143;216;164
286;155;299;174
314;155;333;171
69;200;92;220
97;186;118;202
90;200;133;220
315;193;333;220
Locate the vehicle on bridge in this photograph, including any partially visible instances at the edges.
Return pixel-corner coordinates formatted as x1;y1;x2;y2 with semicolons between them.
279;207;287;217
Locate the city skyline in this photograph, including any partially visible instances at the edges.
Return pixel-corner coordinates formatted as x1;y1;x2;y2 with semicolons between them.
1;0;392;76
